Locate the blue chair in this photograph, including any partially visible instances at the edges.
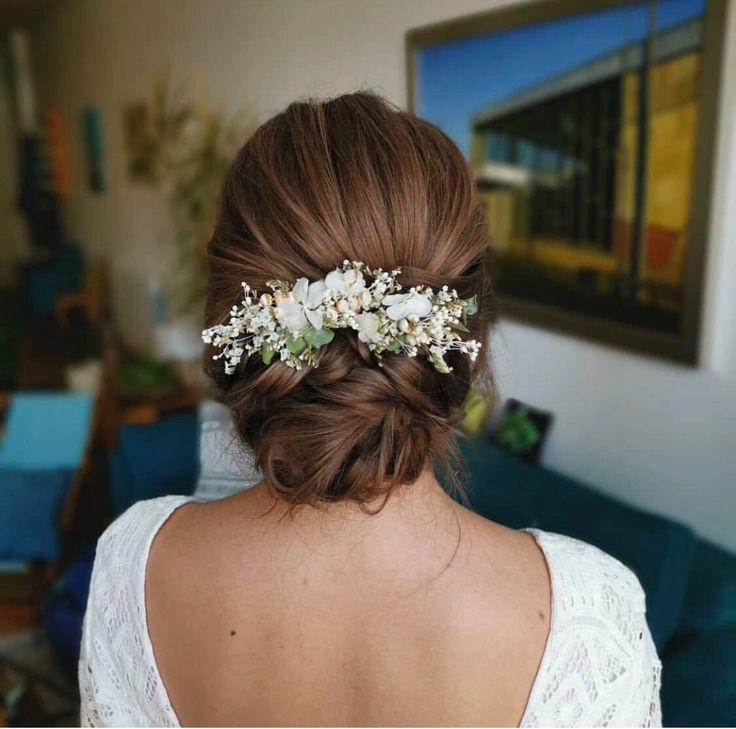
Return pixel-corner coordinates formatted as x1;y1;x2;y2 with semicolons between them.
108;411;198;517
0;392;94;562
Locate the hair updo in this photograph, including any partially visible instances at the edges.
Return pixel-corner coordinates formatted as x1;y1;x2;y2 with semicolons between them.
204;92;496;507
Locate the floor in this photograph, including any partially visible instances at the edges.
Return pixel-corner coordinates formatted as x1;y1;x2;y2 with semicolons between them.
0;629;79;726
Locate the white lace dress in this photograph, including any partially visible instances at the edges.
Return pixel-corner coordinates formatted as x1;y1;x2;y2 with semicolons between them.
79;496;662;727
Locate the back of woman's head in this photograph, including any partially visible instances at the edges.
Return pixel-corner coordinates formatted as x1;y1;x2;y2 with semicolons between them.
205;91;495;507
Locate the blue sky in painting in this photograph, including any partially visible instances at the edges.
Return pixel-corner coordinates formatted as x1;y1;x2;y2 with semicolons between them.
416;0;705;155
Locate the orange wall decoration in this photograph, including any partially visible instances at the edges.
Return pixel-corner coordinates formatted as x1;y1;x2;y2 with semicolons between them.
43;107;70;199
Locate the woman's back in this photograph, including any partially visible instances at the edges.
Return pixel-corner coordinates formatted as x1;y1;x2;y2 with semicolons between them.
146;478;550;727
80;481;661;727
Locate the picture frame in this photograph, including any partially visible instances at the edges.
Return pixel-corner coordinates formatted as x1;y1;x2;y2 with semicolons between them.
406;0;727;364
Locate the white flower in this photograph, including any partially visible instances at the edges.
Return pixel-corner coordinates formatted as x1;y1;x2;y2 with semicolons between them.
277;277;327;331
382;291;433;321
325;268;366;302
354;312;382;343
357;289;373;310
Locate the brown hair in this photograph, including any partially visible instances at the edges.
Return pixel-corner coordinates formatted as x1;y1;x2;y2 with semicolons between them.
204;92;495;507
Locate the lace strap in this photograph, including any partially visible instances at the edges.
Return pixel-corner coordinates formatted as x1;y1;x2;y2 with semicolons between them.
520;529;662;727
78;495;195;727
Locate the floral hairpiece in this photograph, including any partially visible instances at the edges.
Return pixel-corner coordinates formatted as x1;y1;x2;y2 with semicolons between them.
202;260;481;374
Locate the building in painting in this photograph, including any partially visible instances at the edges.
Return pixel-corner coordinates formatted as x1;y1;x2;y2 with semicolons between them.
471;19;701;326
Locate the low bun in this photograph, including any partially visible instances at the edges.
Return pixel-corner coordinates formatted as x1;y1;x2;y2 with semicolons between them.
205;92;496;507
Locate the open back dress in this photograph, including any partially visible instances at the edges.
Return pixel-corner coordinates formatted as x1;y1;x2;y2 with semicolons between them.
79;495;662;727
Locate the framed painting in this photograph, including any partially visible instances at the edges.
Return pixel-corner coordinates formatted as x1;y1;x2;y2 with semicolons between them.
407;0;727;364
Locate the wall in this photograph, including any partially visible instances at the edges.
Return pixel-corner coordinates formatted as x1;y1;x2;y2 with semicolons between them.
31;0;736;550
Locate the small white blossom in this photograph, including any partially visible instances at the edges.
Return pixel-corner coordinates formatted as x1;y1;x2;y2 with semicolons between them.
325;268;366;300
277;277;327;331
382;292;433;321
354;312;382;343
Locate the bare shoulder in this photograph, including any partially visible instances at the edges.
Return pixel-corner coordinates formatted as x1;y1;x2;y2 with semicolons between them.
455;502;552;591
456;506;647;613
444;503;553;647
146;487;270;588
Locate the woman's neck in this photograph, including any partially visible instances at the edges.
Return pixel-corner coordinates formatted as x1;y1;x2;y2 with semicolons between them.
233;470;466;574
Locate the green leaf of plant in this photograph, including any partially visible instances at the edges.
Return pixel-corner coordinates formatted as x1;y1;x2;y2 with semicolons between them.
463;296;478;316
286;336;306;354
261;343;275;365
453;321;470;333
304;326;335;349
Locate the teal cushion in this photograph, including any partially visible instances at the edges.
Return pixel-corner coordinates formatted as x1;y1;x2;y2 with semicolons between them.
660;627;736;726
0;392;93;470
679;539;736;632
0;467;72;561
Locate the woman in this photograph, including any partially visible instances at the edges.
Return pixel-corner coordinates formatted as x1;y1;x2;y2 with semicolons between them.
79;93;661;727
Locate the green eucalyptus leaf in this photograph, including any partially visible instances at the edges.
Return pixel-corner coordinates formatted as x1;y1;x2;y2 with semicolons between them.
464;296;478;316
304;326;335;349
260;343;275;365
286;336;306;354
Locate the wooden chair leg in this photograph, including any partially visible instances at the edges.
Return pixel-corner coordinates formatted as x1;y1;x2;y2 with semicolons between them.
59;463;89;534
27;561;57;620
